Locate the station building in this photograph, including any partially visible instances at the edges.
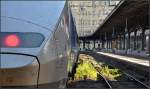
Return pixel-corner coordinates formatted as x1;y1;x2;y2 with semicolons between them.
79;0;150;58
69;0;120;37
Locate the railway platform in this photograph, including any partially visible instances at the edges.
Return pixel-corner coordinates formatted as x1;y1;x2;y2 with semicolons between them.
97;51;149;67
80;51;149;82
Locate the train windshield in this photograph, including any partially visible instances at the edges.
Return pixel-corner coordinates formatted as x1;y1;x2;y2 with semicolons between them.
0;32;45;48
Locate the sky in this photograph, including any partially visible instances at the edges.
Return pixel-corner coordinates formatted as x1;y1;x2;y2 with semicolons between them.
1;1;65;30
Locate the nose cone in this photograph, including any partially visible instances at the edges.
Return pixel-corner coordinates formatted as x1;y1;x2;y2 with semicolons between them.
1;54;36;68
0;54;39;86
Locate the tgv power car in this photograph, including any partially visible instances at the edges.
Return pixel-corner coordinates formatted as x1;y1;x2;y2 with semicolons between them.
0;1;78;89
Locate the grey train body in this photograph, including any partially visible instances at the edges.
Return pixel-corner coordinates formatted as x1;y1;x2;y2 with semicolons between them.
0;1;78;89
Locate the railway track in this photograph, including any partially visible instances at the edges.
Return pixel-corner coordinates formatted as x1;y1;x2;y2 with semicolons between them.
67;54;150;89
94;66;112;89
67;73;111;89
93;63;150;89
67;64;111;89
108;73;150;89
67;80;109;89
124;73;150;88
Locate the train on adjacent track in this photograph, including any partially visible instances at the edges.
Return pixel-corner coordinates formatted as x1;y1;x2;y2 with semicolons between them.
0;1;78;89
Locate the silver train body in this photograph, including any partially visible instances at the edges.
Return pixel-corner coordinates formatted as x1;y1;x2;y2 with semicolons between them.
0;1;78;89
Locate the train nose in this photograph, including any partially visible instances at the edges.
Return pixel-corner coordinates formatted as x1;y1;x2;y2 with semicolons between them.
0;54;39;87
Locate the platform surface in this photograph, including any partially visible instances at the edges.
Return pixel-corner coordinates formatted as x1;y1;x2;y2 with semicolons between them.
97;52;150;67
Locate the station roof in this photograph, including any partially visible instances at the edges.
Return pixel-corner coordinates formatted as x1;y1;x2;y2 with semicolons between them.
79;0;149;40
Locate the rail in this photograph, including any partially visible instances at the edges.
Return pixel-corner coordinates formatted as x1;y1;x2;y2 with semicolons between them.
91;63;112;89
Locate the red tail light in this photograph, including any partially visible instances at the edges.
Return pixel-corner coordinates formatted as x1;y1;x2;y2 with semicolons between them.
1;32;44;48
4;34;21;47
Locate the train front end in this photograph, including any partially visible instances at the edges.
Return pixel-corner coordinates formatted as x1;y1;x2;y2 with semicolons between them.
0;54;39;87
0;16;51;88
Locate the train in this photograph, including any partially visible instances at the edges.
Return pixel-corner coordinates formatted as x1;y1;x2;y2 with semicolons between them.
0;1;79;89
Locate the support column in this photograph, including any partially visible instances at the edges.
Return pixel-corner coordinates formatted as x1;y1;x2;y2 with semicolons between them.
134;31;137;50
116;35;118;49
99;40;101;49
87;41;90;49
128;32;130;50
123;33;126;50
109;34;112;49
107;40;108;49
125;18;129;52
93;40;96;49
110;38;112;49
83;40;85;49
142;29;145;51
106;33;109;49
102;40;104;49
79;40;81;50
99;37;101;49
127;32;130;50
149;29;150;57
118;35;121;50
108;40;110;49
108;37;110;49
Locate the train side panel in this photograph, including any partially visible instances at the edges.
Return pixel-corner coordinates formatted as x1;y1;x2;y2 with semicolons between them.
37;2;78;88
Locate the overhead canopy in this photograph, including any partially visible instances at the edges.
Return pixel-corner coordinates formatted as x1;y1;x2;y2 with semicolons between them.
79;0;149;40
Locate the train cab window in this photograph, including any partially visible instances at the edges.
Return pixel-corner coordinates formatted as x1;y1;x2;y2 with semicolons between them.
0;32;44;48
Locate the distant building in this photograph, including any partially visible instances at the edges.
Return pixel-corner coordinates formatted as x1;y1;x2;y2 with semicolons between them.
69;0;120;37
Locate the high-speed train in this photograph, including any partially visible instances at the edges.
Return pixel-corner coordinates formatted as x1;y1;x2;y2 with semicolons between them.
0;1;78;89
